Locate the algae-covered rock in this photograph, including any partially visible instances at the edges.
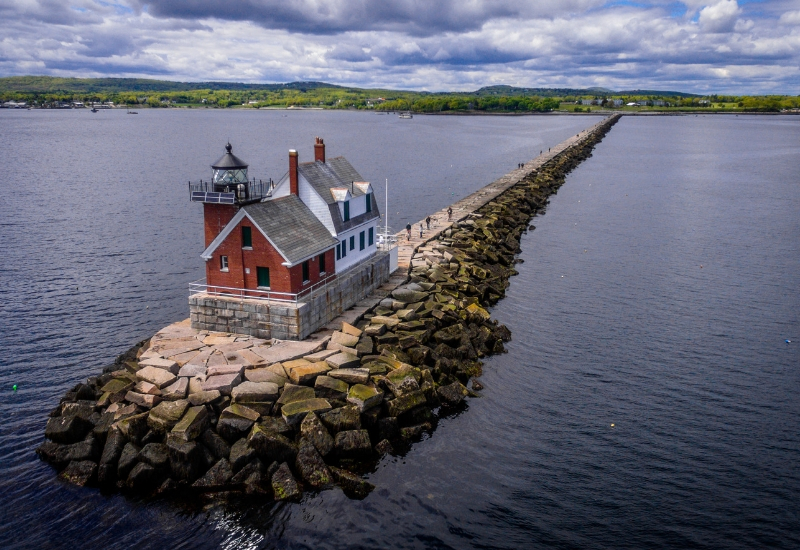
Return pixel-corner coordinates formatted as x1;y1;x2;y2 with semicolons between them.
281;398;332;427
187;390;222;406
286;361;330;385
170;405;209;442
300;412;334;457
117;442;140;480
386;390;426;417
327;368;369;385
248;423;298;464
391;288;429;304
320;405;361;434
147;399;189;434
314;375;349;401
385;365;421;397
400;423;432;440
295;440;333;489
276;384;315;407
271;462;301;501
138;443;170;470
229;438;256;473
45;414;93;444
346;384;383;412
217;404;260;443
192;458;234;492
114;412;149;445
231;381;280;404
330;466;375;499
201;429;231;460
59;460;97;487
437;381;469;405
374;439;394;457
334;430;372;460
465;303;491;321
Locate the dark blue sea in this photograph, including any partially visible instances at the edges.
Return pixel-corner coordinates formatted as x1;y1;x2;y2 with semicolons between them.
0;110;798;549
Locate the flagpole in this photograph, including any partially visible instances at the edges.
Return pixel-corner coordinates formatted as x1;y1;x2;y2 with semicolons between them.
385;178;389;239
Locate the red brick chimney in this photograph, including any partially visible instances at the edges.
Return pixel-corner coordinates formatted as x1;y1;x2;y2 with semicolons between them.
314;137;325;163
289;149;298;195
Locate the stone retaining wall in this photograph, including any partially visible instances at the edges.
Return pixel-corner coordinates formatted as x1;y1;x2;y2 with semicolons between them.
189;252;392;340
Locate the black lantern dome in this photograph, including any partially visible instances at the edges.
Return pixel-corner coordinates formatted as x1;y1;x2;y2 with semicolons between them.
212;143;249;187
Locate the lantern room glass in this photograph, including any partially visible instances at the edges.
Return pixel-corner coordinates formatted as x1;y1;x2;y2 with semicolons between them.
213;167;248;185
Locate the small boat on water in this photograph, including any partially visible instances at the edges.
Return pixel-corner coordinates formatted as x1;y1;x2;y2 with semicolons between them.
90;107;99;113
127;106;138;114
399;111;413;119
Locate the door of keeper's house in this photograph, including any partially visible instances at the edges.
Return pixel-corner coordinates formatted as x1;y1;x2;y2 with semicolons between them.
257;267;270;288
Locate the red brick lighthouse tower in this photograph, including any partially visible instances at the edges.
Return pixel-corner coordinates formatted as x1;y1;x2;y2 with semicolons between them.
194;143;256;248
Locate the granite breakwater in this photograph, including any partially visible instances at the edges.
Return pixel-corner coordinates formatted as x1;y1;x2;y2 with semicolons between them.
36;115;620;502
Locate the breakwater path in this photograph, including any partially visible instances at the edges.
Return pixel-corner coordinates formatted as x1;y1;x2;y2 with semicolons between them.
323;113;621;329
394;115;620;270
36;114;620;502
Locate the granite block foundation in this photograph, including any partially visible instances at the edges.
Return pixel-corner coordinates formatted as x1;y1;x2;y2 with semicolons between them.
190;252;391;340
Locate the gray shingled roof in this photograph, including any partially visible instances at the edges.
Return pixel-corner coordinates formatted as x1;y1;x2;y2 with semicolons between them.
242;195;338;266
298;157;366;205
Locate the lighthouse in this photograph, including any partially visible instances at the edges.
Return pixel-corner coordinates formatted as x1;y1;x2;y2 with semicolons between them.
188;139;392;341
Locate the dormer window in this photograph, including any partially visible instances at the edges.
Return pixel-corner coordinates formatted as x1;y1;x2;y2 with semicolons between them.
343;200;350;222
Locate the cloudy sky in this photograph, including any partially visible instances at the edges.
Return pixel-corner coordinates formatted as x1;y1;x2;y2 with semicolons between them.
1;0;798;93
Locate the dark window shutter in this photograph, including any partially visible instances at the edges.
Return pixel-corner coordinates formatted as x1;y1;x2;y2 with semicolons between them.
242;226;252;248
256;266;270;287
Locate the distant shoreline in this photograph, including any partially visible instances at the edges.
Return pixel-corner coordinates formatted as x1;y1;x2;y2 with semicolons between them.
3;105;796;116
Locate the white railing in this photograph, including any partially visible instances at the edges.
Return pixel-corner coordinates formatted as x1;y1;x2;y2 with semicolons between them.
376;231;399;251
189;251;392;304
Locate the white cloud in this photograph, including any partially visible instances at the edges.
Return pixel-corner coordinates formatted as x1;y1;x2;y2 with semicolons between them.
779;10;800;25
699;0;741;33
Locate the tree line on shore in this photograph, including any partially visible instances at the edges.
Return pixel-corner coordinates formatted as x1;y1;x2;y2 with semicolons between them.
1;76;796;113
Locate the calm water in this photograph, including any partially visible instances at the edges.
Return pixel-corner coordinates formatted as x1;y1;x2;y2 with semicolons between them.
1;111;798;549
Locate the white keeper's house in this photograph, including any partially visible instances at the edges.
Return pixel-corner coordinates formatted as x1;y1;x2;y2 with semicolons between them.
271;137;381;273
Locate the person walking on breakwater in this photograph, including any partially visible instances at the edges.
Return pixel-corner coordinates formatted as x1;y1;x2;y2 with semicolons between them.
426;216;431;230
447;206;453;221
419;224;424;238
406;223;412;240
